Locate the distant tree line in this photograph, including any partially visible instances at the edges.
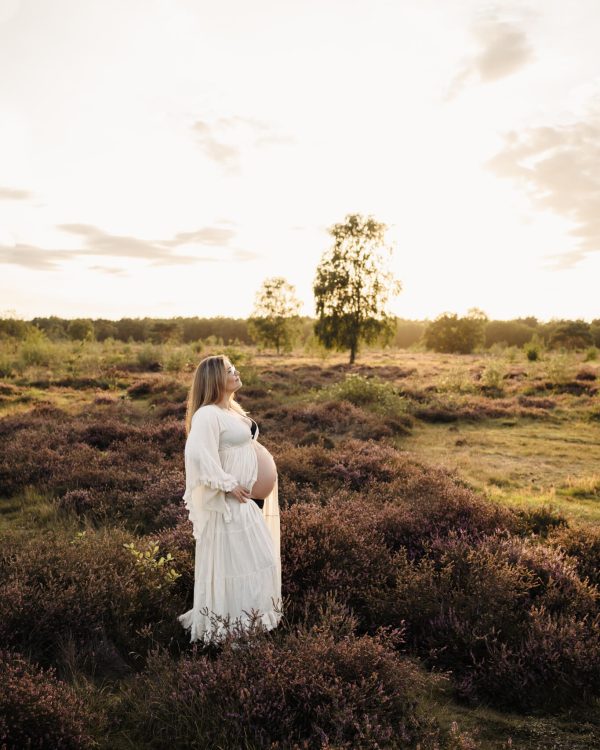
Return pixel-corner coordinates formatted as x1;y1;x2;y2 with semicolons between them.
1;312;599;354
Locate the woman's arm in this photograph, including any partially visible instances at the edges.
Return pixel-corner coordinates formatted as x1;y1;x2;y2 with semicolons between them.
186;407;239;492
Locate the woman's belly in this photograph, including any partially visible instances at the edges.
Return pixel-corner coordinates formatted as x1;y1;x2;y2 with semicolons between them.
250;441;277;499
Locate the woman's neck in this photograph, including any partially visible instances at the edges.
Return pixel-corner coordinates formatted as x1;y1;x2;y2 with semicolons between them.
215;395;233;409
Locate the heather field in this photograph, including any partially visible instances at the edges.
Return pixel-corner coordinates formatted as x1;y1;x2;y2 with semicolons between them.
1;339;599;749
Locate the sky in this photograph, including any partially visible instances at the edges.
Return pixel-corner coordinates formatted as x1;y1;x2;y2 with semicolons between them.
1;0;599;323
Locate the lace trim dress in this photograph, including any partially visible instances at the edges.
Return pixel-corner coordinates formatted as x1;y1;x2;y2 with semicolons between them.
177;404;282;644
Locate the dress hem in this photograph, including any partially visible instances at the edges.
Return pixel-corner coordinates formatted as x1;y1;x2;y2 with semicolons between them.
177;601;283;645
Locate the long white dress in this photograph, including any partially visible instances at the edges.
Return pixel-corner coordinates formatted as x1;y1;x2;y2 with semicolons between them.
177;404;282;644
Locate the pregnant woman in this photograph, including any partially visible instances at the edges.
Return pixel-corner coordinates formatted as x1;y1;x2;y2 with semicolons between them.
177;354;282;645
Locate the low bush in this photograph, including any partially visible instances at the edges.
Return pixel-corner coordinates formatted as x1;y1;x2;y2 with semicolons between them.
380;533;600;712
260;398;412;442
0;407;185;534
0;527;186;678
512;503;569;538
456;603;600;712
279;479;599;712
282;497;397;629
276;439;404;501
0;648;99;750
114;609;474;750
546;522;600;588
317;372;410;420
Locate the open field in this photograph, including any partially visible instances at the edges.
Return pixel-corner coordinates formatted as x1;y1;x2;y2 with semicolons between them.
0;339;599;749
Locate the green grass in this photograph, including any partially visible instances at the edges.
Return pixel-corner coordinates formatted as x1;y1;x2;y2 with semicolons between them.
399;418;600;525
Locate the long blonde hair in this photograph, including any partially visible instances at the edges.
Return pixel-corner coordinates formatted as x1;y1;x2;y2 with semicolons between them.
185;354;248;436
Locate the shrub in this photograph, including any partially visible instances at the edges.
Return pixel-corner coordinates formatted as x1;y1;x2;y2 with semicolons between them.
276;439;404;501
282;497;397;629
546;522;600;588
115;617;469;750
262;398;411;443
525;344;540;361
512;504;569;538
0;648;99;749
379;533;600;712
0;408;185;534
280;461;520;628
373;458;521;559
136;344;162;371
456;603;600;712
480;360;506;392
0;527;186;677
163;348;186;372
18;329;58;368
318;373;410;419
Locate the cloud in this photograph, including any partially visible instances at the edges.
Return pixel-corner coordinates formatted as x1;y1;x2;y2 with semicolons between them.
445;14;535;100
192;121;241;172
0;223;261;271
0;186;33;200
0;243;74;270
191;116;295;172
484;114;600;269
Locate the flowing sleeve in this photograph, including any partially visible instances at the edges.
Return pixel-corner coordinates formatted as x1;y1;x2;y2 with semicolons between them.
182;407;239;539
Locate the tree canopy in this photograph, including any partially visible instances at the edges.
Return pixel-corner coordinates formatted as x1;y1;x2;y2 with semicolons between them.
247;277;302;354
313;213;402;364
424;310;488;354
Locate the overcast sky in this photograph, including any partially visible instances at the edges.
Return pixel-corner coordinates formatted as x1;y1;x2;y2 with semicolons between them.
1;0;599;322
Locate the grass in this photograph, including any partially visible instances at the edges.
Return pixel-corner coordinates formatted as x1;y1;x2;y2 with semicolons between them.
420;680;600;750
399;418;600;525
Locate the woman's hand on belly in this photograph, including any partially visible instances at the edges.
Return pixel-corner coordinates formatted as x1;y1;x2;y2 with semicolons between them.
231;484;252;503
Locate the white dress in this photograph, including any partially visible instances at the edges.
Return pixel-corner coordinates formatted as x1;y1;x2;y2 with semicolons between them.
177;404;282;644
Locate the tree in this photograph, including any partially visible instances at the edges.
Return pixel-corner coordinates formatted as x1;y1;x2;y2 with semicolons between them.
247;277;302;354
548;319;593;350
312;213;402;364
149;320;183;345
424;310;487;354
67;318;94;342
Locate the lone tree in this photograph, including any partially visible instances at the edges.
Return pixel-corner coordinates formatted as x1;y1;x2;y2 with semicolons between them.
248;277;302;354
313;213;402;364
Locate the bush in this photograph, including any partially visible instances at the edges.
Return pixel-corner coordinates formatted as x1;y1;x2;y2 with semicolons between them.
380;533;600;712
457;603;600;712
115;612;471;750
0;408;185;534
0;527;185;677
279;474;600;713
480;360;506;392
318;373;409;420
546;522;600;588
0;648;99;749
276;439;405;502
136;343;163;371
280;461;520;627
525;344;540;361
282;497;397;629
262;398;411;443
512;504;569;538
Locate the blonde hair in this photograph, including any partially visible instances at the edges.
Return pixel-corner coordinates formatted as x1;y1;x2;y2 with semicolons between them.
185;354;248;436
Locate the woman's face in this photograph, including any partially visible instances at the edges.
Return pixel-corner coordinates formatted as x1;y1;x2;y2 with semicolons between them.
224;359;242;393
